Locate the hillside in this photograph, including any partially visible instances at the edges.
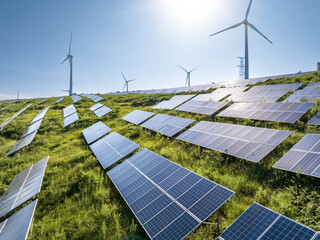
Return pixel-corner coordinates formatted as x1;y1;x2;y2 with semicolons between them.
1;72;320;240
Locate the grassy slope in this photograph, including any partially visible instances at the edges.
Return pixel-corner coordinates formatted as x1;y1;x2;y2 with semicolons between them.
0;72;319;239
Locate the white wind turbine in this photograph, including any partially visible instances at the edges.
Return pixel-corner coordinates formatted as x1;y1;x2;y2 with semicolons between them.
178;65;199;87
122;73;135;92
61;32;74;96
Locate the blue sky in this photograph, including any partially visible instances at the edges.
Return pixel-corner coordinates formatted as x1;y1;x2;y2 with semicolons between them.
1;0;320;99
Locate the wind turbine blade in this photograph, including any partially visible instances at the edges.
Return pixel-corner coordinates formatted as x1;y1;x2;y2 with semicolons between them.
61;90;69;92
190;65;200;72
178;65;188;73
248;22;273;44
128;79;135;82
122;83;127;91
245;0;253;20
61;56;69;64
210;22;243;37
69;31;73;55
121;72;127;82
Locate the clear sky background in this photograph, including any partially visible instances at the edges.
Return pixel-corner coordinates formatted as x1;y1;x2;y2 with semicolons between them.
1;0;320;99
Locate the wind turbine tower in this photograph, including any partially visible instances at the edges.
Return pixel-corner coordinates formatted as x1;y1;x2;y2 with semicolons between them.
210;0;272;79
61;32;73;96
178;65;199;88
17;90;19;100
121;73;135;92
237;57;245;80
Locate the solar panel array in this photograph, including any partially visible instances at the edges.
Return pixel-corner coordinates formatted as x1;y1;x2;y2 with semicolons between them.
56;97;63;104
71;95;82;103
249;83;303;91
217;202;319;240
273;134;320;178
176;100;228;115
177;121;292;163
217;102;315;124
39;99;48;105
122;110;155;125
307;111;320;125
193;87;248;102
0;104;13;113
82;94;103;102
141;114;195;137
227;89;289;102
0;200;38;240
90;103;112;117
6;107;50;156
0;156;48;218
152;95;195;110
0;104;32;131
283;82;320;102
63;104;78;127
82;121;112;144
90;132;139;169
108;148;234;240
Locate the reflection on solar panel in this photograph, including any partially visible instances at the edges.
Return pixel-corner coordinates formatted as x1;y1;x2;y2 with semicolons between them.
250;83;303;91
0;200;37;240
108;148;234;240
176;100;228;115
141;114;195;137
218;202;318;240
0;104;32;131
122;110;155;125
307;111;320;125
82;121;111;144
82;94;103;102
0;157;48;218
30;106;50;125
193;87;247;102
283;82;320;102
56;97;63;104
218;102;314;124
177;121;292;163
273;134;320;178
71;95;82;103
64;112;79;127
20;119;43;139
227;89;290;102
90;103;103;111
90;132;139;169
63;104;76;118
152;95;195;110
6;132;37;156
93;106;112;117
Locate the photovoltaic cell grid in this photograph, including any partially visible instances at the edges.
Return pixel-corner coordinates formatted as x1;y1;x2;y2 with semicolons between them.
193;87;248;102
177;121;292;163
0;104;32;131
273;134;320;178
0;200;37;240
307;111;320;125
30;106;50;125
249;83;303;91
0;156;48;219
6;132;38;156
217;102;315;124
283;82;320;102
82;121;112;144
83;94;103;102
90;132;139;169
227;89;290;102
90;103;112;117
108;148;234;240
63;104;76;118
218;202;319;240
71;95;82;103
64;112;79;128
141;114;195;137
152;95;195;110
122;110;155;125
176;100;228;115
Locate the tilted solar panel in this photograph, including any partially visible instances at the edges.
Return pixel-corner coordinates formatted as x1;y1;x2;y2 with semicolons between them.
30;106;50;125
6;131;38;156
177;121;292;163
0;200;37;240
90;132;139;169
71;95;82;103
0;104;32;131
82;121;112;144
90;103;103;111
93;105;112;117
63;112;79;128
249;83;303;91
56;97;63;104
307;111;320;125
193;87;247;102
0;156;48;218
108;148;234;240
218;202;318;240
152;95;195;110
63;104;76;118
122;110;155;125
20;119;43;139
176;100;228;115
218;102;314;124
141;114;195;137
93;96;103;102
227;89;290;102
273;134;320;178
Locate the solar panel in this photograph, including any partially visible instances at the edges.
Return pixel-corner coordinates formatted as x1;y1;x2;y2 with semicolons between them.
71;95;82;103
218;102;315;124
249;83;303;91
92;96;103;102
152;95;195;110
20;119;43;139
177;121;292;163
122;110;155;125
6;131;38;156
56;97;63;104
141;114;195;137
90;103;103;111
82;121;111;144
63;104;76;118
0;156;48;218
63;112;79;127
90;132;139;169
227;89;290;102
219;202;318;240
0;104;32;131
0;200;37;240
108;148;234;240
193;87;248;102
30;106;50;125
93;105;112;117
307;111;320;125
273;134;320;178
39;99;48;104
0;104;13;113
176;100;228;115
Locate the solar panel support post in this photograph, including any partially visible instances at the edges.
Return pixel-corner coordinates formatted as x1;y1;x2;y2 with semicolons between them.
217;208;220;234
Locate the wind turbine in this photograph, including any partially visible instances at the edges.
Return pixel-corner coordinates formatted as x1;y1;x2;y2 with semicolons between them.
178;65;199;87
210;0;272;79
61;32;73;96
121;73;135;92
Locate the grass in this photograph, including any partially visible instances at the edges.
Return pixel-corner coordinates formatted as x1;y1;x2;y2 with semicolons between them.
0;72;320;239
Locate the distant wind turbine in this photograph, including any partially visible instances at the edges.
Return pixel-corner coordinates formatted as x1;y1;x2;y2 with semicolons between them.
178;65;199;88
61;32;74;96
210;0;272;79
121;73;135;92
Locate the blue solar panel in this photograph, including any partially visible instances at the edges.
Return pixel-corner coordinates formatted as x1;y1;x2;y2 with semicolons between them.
82;121;112;144
63;112;79;127
93;105;112;117
122;110;155;125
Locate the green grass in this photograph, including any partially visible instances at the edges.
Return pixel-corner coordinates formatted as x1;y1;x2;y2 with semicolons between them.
0;73;320;239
